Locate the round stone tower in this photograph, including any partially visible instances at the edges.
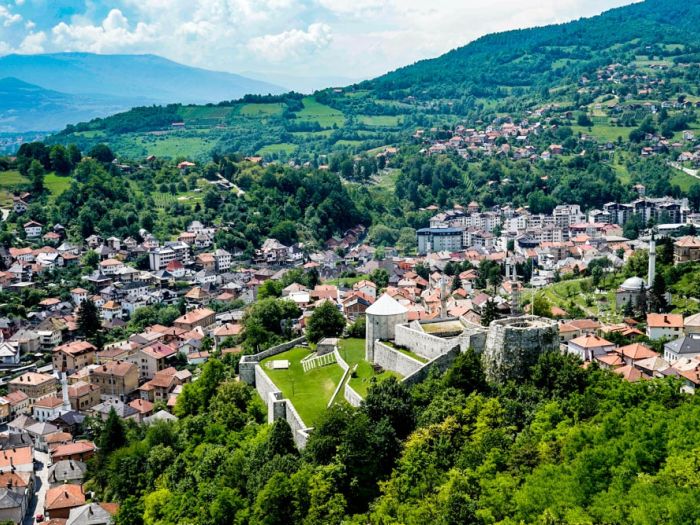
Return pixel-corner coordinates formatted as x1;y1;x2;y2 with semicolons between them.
365;293;409;362
482;315;559;383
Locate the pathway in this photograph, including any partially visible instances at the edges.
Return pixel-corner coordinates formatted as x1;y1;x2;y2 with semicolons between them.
668;161;700;180
23;450;50;525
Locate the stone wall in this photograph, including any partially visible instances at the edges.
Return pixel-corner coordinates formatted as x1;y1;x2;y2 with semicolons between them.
284;397;312;448
374;341;424;377
402;345;461;387
394;323;487;361
240;336;306;385
394;324;453;360
240;338;313;448
344;382;363;407
482;316;559;383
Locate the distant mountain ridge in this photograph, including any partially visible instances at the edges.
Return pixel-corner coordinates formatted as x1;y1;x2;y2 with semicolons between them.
0;76;145;132
0;52;286;131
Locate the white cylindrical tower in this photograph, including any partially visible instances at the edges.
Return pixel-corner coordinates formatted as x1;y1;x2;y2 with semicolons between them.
365;293;409;362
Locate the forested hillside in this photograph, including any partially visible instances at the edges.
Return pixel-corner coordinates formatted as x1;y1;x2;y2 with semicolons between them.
91;351;700;525
52;0;700;160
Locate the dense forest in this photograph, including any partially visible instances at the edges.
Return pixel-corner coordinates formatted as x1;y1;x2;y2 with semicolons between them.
88;349;700;525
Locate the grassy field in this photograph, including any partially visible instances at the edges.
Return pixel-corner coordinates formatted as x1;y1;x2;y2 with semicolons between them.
339;338;401;398
324;274;370;287
130;134;220;159
572;124;633;143
261;346;344;426
522;276;623;324
359;115;402;127
240;103;285;118
0;170;29;206
295;97;345;128
44;173;73;200
256;143;298;156
670;169;699;192
179;105;237;121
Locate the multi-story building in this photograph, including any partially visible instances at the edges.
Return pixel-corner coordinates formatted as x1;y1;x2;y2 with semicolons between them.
8;372;57;405
173;307;216;331
52;341;97;374
674;236;700;265
88;361;139;402
417;227;463;254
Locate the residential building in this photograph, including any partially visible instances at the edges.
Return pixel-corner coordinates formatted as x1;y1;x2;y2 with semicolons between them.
126;343;177;380
50;441;96;463
68;381;101;412
567;334;615;361
674;236;700;265
8;372;57;405
646;313;684;340
174;308;216;331
45;484;86;519
88;361;139;402
23;220;42;238
417;228;463;254
53;341;97;374
664;335;700;363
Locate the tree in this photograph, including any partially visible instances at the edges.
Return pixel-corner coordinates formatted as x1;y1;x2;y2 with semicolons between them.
99;407;127;455
481;299;498;326
77;298;101;339
532;293;553;318
67;144;82;167
81;250;99;270
363;377;414;439
347;316;366;338
89;143;115;163
306;301;346;343
647;274;668;313
28;159;44;193
369;268;389;289
443;348;488;395
50;145;72;175
204;188;221;210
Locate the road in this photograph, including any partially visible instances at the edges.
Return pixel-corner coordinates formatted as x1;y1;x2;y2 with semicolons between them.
668;161;700;181
23;450;50;525
0;208;8;221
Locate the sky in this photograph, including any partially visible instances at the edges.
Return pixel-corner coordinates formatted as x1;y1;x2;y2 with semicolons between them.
0;0;638;88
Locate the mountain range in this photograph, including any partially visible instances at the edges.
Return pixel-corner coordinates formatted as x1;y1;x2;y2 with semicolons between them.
0;53;285;132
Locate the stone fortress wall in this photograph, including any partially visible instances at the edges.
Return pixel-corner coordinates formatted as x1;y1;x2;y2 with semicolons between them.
240;337;311;448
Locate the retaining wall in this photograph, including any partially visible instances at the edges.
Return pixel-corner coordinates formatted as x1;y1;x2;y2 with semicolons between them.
240;336;306;385
344;382;363;407
374;341;424;377
240;337;313;448
402;345;461;387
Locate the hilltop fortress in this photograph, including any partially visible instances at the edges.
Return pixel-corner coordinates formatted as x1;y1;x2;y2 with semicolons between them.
365;293;559;382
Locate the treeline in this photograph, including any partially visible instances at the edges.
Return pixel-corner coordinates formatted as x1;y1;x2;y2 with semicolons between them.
86;346;700;525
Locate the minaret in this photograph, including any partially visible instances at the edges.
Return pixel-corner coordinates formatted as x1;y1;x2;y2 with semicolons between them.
440;275;447;318
61;372;71;413
648;232;656;287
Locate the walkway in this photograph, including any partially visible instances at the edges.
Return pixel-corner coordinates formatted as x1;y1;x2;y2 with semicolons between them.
23;450;50;525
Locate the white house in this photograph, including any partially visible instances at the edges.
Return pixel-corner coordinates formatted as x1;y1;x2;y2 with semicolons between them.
23;220;42;238
647;313;684;341
0;341;20;365
567;334;615;362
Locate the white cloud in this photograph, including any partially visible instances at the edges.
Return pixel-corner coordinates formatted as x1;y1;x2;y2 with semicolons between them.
51;8;156;53
17;31;46;53
1;0;639;85
247;23;332;62
0;5;22;27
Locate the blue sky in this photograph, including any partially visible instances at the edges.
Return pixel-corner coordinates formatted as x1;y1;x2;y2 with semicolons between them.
0;0;638;86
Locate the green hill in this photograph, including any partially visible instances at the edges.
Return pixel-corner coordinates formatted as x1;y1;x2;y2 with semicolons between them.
52;0;700;161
